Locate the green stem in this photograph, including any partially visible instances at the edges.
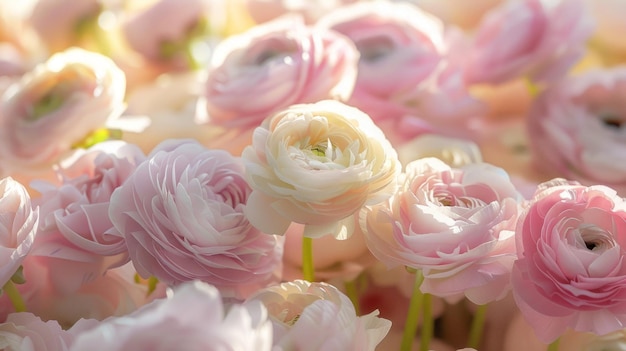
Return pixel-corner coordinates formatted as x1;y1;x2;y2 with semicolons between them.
547;337;560;351
302;237;315;282
419;293;433;351
344;279;360;315
468;303;488;349
400;270;424;351
3;280;26;312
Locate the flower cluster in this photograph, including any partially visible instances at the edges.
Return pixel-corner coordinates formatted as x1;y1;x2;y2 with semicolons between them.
1;0;626;350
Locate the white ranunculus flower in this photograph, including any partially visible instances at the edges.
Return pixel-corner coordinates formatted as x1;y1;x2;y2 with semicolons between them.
246;280;391;351
242;100;400;239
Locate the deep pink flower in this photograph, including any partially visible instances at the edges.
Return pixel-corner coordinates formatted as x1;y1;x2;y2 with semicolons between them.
463;0;594;85
108;139;283;298
512;179;626;343
363;158;522;304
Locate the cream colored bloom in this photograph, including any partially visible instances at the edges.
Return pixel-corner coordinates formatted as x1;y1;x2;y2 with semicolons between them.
242;100;399;239
245;280;391;351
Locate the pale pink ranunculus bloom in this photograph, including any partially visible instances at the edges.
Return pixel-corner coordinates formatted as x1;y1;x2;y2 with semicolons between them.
199;15;359;155
463;0;594;85
29;141;146;293
0;312;73;351
246;280;391;351
0;47;126;177
108;139;283;298
242;100;400;239
363;157;523;304
0;177;38;288
317;1;485;146
527;67;626;195
69;280;273;351
122;0;212;68
511;179;626;343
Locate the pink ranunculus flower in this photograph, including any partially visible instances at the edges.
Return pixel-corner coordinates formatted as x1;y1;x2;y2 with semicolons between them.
527;67;626;195
29;141;146;293
108;139;283;298
246;280;391;351
199;15;359;155
70;280;273;351
363;157;523;304
511;179;626;343
0;47;126;176
0;177;38;288
122;0;211;69
0;312;73;351
317;1;485;146
242;100;400;239
463;0;594;85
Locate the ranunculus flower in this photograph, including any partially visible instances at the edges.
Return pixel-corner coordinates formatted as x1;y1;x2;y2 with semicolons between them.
70;280;273;351
122;0;211;69
108;139;283;298
527;67;626;195
242;100;400;239
0;312;73;351
0;47;126;176
245;280;391;351
317;1;485;145
0;177;38;288
199;15;359;155
463;0;594;85
363;157;522;304
531;68;626;174
511;179;626;343
30;141;146;293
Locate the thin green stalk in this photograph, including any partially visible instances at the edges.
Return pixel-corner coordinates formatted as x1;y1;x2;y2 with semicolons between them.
547;337;560;351
468;303;488;348
344;279;360;315
3;280;25;312
419;293;434;351
302;237;315;282
400;270;424;351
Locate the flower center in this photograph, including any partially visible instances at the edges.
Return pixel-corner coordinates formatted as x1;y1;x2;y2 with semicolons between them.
600;113;625;130
578;223;615;252
356;36;395;63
